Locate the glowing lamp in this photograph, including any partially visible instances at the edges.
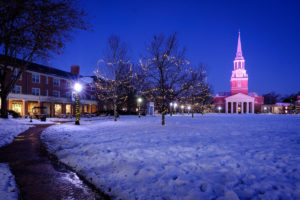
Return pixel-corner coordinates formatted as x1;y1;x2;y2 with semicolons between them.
174;103;177;108
74;83;82;93
188;106;191;110
137;97;142;103
181;105;184;109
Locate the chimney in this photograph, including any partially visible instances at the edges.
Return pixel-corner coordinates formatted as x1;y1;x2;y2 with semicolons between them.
71;65;80;77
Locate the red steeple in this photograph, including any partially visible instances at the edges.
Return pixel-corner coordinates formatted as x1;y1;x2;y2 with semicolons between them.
231;31;248;95
235;31;244;60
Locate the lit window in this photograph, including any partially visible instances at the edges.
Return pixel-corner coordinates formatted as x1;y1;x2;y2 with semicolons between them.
53;78;60;86
54;104;62;115
12;86;22;94
66;104;71;114
12;102;22;115
32;74;40;83
32;88;40;96
53;90;60;97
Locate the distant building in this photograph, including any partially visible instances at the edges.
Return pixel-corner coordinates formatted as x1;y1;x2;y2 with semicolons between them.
1;60;99;117
262;96;300;114
262;103;292;114
214;32;264;113
297;96;300;113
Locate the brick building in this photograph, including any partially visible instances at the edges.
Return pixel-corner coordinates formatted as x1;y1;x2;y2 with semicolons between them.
1;61;99;117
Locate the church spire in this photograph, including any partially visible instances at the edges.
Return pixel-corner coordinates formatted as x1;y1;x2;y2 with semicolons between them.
235;31;244;60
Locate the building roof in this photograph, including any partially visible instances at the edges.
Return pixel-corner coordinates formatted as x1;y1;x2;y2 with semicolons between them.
1;55;77;79
215;92;231;97
27;62;77;79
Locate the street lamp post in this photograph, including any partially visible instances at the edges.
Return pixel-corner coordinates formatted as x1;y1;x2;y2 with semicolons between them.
74;82;82;125
137;97;142;118
181;105;184;115
218;106;222;113
170;102;173;116
187;106;191;115
174;103;177;115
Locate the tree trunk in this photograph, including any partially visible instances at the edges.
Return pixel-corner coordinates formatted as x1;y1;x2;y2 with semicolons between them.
114;103;117;121
162;112;165;126
0;94;8;118
192;111;194;118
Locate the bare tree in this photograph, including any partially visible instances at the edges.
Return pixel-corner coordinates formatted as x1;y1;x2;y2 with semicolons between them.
263;92;281;105
139;33;191;125
180;64;212;117
0;0;87;118
95;35;133;121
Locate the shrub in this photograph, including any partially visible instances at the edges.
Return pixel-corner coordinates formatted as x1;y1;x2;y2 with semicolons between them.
8;110;21;118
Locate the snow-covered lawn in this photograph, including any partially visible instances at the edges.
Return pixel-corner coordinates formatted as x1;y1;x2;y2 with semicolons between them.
0;118;33;147
0;117;33;200
0;163;18;200
41;114;300;200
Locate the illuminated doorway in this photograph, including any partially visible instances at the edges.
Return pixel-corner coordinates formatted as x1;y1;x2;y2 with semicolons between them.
54;104;62;116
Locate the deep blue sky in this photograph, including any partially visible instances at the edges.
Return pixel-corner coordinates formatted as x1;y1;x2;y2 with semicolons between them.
43;0;300;95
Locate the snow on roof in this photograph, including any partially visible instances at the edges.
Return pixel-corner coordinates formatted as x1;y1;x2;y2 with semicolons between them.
215;92;230;97
80;76;94;84
248;92;259;97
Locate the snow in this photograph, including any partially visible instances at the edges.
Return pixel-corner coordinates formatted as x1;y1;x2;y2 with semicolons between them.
0;118;26;200
80;76;94;84
0;164;18;200
41;114;300;200
0;118;33;147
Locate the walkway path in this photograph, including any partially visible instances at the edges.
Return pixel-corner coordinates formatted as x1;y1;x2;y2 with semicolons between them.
0;123;110;200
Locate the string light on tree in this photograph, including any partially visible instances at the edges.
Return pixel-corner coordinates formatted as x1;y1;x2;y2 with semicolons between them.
74;82;82;125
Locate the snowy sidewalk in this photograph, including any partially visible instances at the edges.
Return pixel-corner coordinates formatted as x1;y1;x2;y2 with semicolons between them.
42;114;300;200
0;123;108;200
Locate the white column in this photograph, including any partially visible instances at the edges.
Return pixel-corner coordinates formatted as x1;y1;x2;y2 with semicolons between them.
231;101;233;114
225;100;228;113
241;102;244;114
246;102;249;113
235;102;238;114
252;101;255;113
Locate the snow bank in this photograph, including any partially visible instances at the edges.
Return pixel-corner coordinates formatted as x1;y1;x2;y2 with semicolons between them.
0;118;32;147
0;163;18;200
42;114;300;200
